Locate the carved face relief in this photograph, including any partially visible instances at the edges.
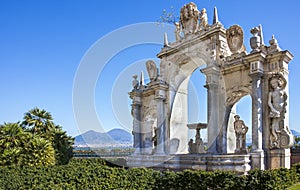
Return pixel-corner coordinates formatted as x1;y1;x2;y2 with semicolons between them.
269;73;287;90
270;78;279;89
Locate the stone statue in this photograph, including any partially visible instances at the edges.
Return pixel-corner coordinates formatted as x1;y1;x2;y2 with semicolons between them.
188;127;206;154
188;139;194;153
226;25;246;54
188;138;205;154
174;22;181;41
132;74;139;89
146;60;158;82
199;8;208;30
268;74;287;148
196;137;205;153
234;115;248;153
180;2;199;35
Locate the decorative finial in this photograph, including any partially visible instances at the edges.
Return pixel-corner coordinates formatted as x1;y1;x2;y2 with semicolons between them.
213;7;219;24
258;24;264;45
269;35;277;46
164;32;169;47
268;35;281;53
140;71;145;86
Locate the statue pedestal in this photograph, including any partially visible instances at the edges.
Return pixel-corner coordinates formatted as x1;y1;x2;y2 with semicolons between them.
267;149;291;169
127;153;251;175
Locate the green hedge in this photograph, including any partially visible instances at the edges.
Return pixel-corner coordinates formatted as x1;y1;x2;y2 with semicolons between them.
0;159;299;189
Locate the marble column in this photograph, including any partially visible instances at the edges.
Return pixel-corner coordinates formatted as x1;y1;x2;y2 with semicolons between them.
201;66;221;154
207;82;219;153
132;96;142;154
155;89;166;154
250;72;265;170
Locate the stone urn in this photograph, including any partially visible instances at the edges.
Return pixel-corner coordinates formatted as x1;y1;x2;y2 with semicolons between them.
250;27;261;52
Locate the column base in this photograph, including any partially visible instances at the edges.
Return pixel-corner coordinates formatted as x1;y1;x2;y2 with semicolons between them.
250;150;265;170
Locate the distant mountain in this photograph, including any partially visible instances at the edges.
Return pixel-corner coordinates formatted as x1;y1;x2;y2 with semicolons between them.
74;128;133;147
291;129;300;137
108;128;132;143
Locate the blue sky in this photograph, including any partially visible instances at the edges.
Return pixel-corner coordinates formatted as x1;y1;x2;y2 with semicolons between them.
1;0;300;137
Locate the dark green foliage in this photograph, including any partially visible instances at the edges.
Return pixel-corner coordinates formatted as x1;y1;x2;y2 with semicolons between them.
0;122;55;166
50;125;74;165
1;159;300;189
0;108;74;166
246;167;299;190
294;136;300;149
22;107;74;165
156;170;245;190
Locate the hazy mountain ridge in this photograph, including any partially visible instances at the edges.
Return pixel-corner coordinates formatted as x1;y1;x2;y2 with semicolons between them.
74;128;133;147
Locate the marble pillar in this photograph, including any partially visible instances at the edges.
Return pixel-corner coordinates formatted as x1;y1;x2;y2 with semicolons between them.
132;96;142;154
202;66;221;154
250;72;265;170
155;89;166;154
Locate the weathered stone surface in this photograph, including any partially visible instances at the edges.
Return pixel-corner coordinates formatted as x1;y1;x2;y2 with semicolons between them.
127;154;251;175
128;2;294;172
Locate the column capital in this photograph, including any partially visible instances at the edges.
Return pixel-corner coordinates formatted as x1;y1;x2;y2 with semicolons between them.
129;90;142;99
132;96;142;106
200;65;220;76
249;71;264;79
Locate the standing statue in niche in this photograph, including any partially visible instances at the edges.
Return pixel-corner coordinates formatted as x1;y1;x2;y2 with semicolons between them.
234;115;248;153
268;74;287;148
146;60;158;82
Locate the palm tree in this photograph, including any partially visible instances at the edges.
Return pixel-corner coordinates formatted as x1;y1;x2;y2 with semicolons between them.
0;122;24;148
50;125;74;165
22;107;55;134
21;107;74;165
24;136;56;166
0;122;29;165
0;122;56;166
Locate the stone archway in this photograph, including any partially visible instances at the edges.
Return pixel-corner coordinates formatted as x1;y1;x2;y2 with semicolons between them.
169;66;208;154
128;2;294;172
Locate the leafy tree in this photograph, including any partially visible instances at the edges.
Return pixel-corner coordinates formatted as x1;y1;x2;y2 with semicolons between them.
0;122;24;148
22;107;74;164
21;135;55;166
0;108;73;166
293;136;300;149
50;125;74;165
0;122;55;166
22;107;55;134
0;122;24;165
